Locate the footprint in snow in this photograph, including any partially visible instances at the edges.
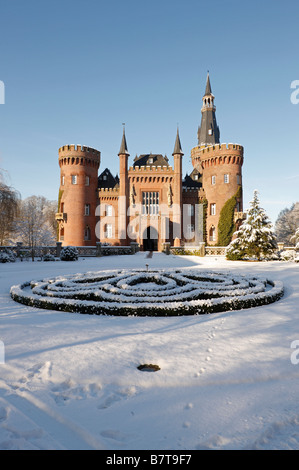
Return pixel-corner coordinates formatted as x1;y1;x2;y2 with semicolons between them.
51;379;102;406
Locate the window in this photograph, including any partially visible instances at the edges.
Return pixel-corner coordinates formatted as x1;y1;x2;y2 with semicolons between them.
142;192;159;215
61;176;65;186
187;205;194;216
186;224;194;239
71;175;77;185
208;129;213;135
106;205;113;217
211;175;216;185
209;226;216;242
84;226;91;241
103;175;107;181
85;176;90;186
148;157;154;164
194;174;198;180
210;203;216;216
106;224;113;239
84;204;90;216
224;174;229;184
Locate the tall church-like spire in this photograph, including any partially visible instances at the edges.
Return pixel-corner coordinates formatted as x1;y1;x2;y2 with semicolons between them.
205;72;212;95
197;72;220;146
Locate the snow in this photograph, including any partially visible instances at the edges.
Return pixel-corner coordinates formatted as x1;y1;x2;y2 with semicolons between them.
0;252;299;450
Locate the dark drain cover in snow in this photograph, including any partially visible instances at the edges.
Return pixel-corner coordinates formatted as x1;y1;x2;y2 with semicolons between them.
137;364;160;372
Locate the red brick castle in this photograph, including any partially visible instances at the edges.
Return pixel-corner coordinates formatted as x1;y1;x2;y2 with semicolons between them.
56;74;245;250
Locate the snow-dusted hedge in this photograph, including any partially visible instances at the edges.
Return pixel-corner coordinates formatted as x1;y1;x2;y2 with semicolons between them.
0;249;16;263
60;246;78;261
43;253;56;262
10;269;284;316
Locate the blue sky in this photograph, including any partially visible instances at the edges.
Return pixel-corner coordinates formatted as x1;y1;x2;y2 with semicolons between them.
0;0;298;225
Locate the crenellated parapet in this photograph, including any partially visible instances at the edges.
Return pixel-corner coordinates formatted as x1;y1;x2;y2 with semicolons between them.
191;143;244;170
98;187;119;200
129;165;173;172
58;144;101;168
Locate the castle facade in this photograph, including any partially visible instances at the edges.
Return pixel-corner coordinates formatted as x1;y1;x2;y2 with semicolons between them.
56;74;245;250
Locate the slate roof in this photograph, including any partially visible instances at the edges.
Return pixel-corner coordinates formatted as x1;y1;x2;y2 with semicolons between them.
98;168;119;189
205;72;212;96
118;128;129;156
133;154;169;168
172;129;184;156
182;168;202;189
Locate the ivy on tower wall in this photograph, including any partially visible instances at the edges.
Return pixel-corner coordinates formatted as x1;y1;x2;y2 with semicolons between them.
217;186;242;246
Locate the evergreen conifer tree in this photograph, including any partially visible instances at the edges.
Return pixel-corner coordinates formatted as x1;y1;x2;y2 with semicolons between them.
226;190;278;260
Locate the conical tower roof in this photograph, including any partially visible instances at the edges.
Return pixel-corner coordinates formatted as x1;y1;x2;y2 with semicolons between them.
172;128;184;156
204;72;212;95
118;127;129;156
198;73;220;145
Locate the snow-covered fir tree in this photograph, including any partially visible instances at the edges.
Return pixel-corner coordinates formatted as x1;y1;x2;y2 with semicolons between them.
226;190;278;260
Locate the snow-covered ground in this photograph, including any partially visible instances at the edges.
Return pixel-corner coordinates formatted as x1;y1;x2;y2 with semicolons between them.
0;252;299;450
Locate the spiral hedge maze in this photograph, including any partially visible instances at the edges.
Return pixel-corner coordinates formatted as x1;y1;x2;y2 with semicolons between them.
10;269;284;316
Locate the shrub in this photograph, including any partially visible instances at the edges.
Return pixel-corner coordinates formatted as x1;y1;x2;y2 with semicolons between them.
0;249;16;263
60;246;78;261
43;253;56;262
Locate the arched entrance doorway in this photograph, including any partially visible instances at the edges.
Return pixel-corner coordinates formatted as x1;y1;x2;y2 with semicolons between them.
142;226;158;251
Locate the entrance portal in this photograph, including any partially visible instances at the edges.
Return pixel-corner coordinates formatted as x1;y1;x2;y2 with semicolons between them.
142;226;158;251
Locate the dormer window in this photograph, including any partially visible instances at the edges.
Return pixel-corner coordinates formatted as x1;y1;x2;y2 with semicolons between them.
148;157;154;164
208;129;213;135
103;175;107;181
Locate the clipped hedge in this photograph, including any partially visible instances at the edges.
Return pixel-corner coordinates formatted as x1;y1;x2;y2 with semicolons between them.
60;246;78;261
10;268;284;317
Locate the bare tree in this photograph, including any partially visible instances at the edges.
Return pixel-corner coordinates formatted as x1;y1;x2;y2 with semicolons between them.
275;203;299;245
13;196;56;260
0;170;20;245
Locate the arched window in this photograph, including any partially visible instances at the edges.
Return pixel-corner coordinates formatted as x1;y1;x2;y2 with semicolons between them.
84;226;91;241
209;226;216;242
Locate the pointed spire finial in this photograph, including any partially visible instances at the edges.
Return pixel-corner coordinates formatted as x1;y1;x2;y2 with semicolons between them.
118;124;129;156
205;71;212;96
172;127;184;156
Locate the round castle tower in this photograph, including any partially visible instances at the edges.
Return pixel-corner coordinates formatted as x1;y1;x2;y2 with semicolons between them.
192;73;245;245
191;143;244;244
56;145;101;246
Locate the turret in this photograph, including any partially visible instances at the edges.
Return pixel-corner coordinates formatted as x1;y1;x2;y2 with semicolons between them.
118;127;130;243
191;74;245;245
56;145;101;246
172;129;184;246
197;72;220;146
